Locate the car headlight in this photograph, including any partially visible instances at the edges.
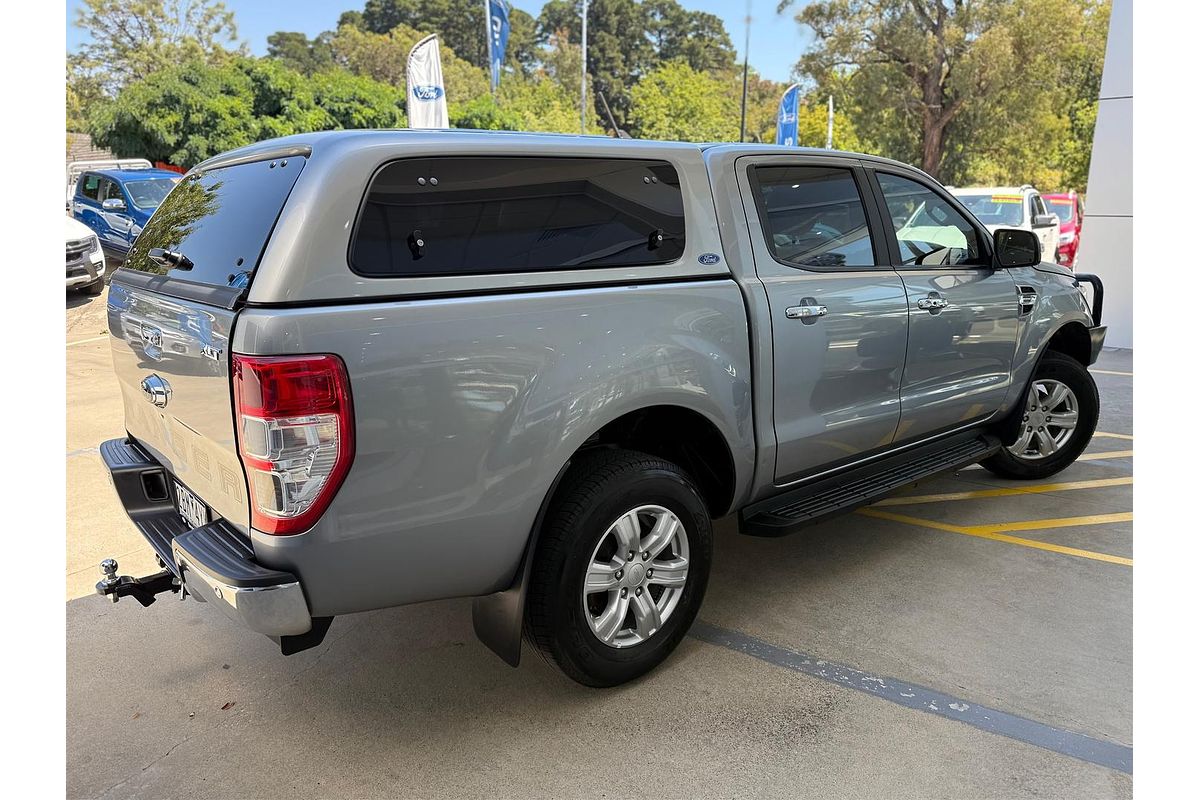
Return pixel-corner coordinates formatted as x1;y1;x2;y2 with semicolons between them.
1058;232;1073;244
89;235;102;255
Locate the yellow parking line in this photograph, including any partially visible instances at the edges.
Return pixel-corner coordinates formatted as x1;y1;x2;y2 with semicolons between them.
1094;431;1134;441
874;477;1132;507
966;512;1132;534
1076;450;1133;461
857;507;1133;566
1090;368;1133;376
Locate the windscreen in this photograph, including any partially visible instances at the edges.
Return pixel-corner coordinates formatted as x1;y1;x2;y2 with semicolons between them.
122;157;305;288
956;193;1025;227
125;177;181;209
1047;199;1075;222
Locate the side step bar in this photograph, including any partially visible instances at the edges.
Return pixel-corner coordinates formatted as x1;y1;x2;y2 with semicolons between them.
740;432;1001;537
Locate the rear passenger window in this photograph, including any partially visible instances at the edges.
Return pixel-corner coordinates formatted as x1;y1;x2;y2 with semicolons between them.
350;157;686;277
751;165;876;269
80;175;100;200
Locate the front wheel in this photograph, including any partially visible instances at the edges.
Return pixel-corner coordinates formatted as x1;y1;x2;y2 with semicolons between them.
981;352;1099;480
525;449;712;687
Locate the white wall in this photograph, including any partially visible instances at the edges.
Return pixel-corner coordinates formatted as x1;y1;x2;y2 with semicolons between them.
1074;0;1132;348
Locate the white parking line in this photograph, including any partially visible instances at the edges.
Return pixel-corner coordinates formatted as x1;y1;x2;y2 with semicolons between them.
66;335;108;347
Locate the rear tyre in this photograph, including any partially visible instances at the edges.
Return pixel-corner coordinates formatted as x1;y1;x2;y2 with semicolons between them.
525;448;712;687
981;351;1098;480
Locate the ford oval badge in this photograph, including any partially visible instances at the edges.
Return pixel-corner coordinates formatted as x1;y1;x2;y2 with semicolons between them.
698;253;721;266
412;85;445;101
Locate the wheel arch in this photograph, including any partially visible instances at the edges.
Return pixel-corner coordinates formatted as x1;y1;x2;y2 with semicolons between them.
472;402;741;668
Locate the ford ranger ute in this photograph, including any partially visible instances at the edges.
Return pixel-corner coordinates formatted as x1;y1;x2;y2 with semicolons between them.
97;131;1106;687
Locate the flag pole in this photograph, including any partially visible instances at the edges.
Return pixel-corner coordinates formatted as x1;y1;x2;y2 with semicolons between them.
826;95;834;148
580;0;589;134
739;0;751;142
484;0;494;94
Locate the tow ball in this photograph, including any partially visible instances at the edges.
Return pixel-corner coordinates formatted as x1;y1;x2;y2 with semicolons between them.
95;558;181;607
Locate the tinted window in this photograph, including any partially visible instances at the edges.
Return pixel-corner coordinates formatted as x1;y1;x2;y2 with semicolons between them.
878;173;984;267
126;177;181;209
351;157;685;277
80;174;100;200
123;157;305;288
753;165;876;269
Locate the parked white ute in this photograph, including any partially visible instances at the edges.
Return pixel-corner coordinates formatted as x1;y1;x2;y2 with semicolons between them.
951;185;1061;263
65;215;106;295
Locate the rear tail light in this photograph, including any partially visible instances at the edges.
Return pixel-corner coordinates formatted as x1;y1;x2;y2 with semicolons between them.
233;354;354;535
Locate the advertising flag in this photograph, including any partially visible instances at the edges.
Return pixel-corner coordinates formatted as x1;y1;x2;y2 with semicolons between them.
488;0;511;91
407;34;449;129
775;83;801;146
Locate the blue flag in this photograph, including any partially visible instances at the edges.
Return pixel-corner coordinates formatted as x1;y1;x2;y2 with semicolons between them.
488;0;510;90
775;84;801;146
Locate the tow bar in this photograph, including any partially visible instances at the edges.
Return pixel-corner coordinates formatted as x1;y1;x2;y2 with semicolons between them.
95;558;181;607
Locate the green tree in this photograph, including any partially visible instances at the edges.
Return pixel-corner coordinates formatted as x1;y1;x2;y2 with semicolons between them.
88;57;403;167
310;69;406;128
330;22;491;113
266;31;335;76
645;0;737;73
348;0;539;73
627;61;739;142
538;0;653;130
71;0;242;92
782;0;1109;186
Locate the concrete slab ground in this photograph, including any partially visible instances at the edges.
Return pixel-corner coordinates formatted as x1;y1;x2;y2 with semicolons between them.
66;287;1132;798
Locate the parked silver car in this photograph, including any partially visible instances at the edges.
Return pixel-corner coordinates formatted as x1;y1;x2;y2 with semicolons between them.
97;131;1105;686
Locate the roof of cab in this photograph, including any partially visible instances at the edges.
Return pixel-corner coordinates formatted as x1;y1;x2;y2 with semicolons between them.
88;168;182;182
193;128;923;176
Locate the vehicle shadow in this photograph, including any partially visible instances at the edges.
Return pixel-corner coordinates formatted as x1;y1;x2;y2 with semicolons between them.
66;516;895;797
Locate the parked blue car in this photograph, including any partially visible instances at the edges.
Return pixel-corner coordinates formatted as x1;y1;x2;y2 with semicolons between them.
70;168;181;264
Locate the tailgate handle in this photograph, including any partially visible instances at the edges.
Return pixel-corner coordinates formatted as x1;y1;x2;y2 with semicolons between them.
148;248;194;271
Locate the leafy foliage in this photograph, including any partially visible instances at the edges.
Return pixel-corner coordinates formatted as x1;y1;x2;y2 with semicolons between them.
628;61;739;143
71;0;242;91
88;58;402;166
781;0;1111;189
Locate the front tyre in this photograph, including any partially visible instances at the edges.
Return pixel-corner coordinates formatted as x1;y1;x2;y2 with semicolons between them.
981;352;1099;480
526;449;712;687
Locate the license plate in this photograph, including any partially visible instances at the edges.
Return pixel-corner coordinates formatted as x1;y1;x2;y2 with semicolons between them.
175;481;209;530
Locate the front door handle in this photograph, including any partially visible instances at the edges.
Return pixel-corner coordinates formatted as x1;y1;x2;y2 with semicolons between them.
785;303;828;321
916;293;949;313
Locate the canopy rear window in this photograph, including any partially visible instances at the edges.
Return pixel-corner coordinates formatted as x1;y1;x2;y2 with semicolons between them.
123;157;305;289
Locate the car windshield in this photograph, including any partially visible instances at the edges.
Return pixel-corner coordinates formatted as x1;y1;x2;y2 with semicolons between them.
956;193;1024;227
1047;200;1075;222
124;177;181;209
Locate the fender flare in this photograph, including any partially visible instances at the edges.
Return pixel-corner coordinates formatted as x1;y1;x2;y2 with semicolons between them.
471;458;572;667
995;319;1093;446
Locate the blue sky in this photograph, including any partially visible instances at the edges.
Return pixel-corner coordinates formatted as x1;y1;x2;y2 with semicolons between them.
66;0;813;85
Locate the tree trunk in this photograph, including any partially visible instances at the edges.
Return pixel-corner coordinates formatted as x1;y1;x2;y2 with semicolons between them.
921;115;944;179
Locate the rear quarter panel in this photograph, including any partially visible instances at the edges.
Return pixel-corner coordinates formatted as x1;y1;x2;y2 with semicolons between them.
237;281;754;617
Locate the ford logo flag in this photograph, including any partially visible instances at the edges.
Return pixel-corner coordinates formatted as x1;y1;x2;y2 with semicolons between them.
489;0;511;90
412;85;445;101
775;84;802;147
407;34;449;128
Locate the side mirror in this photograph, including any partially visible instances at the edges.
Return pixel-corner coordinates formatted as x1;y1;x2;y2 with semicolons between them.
993;228;1041;268
102;197;126;212
1032;213;1056;228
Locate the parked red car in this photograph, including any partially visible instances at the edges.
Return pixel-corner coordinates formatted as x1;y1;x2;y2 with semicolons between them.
1043;191;1084;268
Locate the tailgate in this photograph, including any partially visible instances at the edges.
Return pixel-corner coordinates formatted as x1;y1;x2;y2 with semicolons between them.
107;155;306;533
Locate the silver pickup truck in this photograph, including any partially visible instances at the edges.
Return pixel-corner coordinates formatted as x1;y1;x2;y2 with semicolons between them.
97;130;1105;687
